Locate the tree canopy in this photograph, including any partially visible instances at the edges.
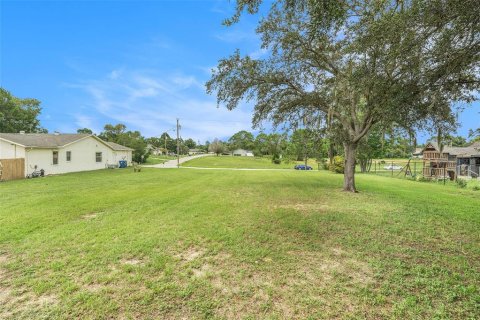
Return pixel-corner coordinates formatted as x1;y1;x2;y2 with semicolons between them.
207;0;480;192
99;124;149;163
77;128;93;134
0;88;45;133
228;130;255;150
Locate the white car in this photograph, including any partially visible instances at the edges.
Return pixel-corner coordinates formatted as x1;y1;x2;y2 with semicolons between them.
384;165;403;170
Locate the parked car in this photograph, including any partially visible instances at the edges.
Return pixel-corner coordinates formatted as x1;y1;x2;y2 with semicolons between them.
383;165;403;170
294;164;313;170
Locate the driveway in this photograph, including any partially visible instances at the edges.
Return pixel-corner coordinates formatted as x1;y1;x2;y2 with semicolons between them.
144;154;212;168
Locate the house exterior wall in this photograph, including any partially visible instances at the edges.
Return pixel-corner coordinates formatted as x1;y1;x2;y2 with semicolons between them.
24;137;131;175
110;150;132;164
0;139;26;159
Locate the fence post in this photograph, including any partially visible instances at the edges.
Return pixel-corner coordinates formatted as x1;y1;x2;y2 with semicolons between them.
443;165;446;185
391;161;394;177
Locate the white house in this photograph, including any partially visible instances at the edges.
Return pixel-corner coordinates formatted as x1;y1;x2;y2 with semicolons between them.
232;149;254;157
188;149;204;155
0;133;133;177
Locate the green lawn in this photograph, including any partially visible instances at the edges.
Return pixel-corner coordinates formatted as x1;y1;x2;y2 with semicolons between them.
145;155;177;165
183;155;319;169
1;169;479;319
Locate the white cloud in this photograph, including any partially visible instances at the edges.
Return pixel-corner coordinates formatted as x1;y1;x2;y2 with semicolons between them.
249;48;268;59
69;69;255;142
108;69;122;80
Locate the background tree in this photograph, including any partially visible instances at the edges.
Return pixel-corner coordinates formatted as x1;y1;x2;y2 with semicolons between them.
0;88;45;133
159;132;176;154
228;130;255;150
289;127;326;164
184;138;197;149
357;127;384;173
77;128;93;134
469;128;480;142
204;140;211;152
207;0;480;192
266;133;287;162
98;124;126;142
253;132;269;156
208;138;225;156
100;123;149;163
443;135;468;147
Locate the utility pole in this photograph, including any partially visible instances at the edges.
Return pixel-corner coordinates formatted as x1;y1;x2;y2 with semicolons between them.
176;118;180;168
164;134;167;155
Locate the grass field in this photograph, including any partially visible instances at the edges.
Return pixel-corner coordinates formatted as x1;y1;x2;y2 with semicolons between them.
183;155;318;169
145;155;178;165
1;168;479;319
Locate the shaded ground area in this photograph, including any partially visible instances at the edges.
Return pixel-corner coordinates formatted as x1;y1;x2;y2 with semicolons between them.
0;169;479;319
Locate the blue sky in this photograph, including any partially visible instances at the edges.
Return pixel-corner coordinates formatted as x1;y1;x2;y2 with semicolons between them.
1;0;478;143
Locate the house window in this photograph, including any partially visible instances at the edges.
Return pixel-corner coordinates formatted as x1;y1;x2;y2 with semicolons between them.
96;152;102;163
66;151;71;162
52;151;59;165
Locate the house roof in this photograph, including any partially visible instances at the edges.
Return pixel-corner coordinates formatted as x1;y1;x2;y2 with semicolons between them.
105;141;134;151
0;133;90;148
412;147;423;155
0;133;133;151
424;141;480;157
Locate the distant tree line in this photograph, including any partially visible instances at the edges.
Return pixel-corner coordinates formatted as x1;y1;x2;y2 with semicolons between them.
2;86;478;168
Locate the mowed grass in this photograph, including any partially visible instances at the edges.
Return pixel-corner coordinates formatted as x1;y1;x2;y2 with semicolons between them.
183;155;318;169
145;155;177;165
0;169;479;319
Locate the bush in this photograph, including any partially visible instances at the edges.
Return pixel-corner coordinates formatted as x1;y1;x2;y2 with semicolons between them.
329;155;345;173
318;158;328;170
272;154;281;164
456;179;467;188
416;176;429;182
472;185;480;191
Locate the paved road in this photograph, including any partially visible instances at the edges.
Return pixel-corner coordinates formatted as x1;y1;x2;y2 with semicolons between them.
143;154;213;168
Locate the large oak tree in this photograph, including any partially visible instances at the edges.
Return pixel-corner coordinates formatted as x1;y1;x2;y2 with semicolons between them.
207;0;479;192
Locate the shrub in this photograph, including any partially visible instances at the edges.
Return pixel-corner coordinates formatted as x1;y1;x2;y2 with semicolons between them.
473;185;480;191
456;179;467;188
416;176;429;182
272;154;281;164
329;155;345;173
318;158;328;170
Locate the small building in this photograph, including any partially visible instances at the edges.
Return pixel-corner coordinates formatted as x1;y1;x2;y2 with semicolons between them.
232;149;254;157
0;133;133;180
455;141;480;178
188;149;204;155
147;144;163;156
421;141;480;180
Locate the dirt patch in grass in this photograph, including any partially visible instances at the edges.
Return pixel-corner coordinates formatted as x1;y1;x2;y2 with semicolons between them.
191;263;211;278
272;203;331;215
0;287;58;319
0;253;8;281
288;248;374;285
81;212;103;219
0;253;8;264
199;247;375;319
0;254;57;316
121;258;144;266
84;283;104;293
176;246;205;262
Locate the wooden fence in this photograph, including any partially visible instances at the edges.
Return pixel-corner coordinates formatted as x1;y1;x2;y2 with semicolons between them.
0;158;25;181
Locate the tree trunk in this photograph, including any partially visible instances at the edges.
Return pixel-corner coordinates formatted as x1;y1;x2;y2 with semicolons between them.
343;142;358;192
328;142;334;168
